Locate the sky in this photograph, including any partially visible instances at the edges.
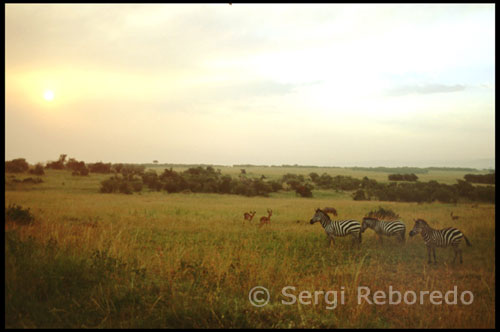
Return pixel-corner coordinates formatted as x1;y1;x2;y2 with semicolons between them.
5;4;495;168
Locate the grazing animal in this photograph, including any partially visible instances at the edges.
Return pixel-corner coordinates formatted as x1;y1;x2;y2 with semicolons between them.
309;208;361;247
409;218;471;264
361;216;406;244
259;209;272;227
243;211;256;222
323;207;338;217
450;212;459;220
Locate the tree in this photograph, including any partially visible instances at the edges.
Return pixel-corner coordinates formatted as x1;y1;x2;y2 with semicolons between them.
5;158;29;173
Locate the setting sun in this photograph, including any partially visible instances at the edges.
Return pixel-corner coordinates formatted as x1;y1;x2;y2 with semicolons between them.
43;90;54;101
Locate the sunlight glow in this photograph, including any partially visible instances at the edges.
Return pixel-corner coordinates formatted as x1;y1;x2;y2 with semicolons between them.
43;90;54;101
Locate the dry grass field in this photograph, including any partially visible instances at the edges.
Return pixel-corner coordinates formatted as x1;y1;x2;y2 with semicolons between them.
5;168;495;328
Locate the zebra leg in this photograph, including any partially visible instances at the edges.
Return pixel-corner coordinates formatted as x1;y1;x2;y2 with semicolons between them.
399;232;405;244
427;246;432;264
326;234;333;248
432;247;437;264
352;233;360;247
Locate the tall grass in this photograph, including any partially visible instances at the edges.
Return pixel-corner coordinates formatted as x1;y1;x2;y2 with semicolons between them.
5;170;495;328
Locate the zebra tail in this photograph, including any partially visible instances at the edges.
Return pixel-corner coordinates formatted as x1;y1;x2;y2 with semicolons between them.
463;235;472;247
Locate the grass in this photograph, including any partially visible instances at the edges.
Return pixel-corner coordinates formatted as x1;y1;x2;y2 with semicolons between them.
4;169;495;328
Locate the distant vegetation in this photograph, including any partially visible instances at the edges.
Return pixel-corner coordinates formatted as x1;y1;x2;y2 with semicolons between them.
388;173;419;182
464;172;495;184
4;155;495;203
365;206;400;220
350;166;430;174
5;158;29;173
5;203;35;225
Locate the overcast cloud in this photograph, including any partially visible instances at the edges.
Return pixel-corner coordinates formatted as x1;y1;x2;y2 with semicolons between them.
5;4;495;168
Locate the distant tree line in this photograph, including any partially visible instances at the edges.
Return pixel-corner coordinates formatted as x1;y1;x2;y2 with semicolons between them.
101;166;285;197
388;173;419;182
464;173;495;184
6;158;44;175
6;155;494;203
352;179;494;203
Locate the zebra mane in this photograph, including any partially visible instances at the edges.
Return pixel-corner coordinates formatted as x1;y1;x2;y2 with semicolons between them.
415;218;428;225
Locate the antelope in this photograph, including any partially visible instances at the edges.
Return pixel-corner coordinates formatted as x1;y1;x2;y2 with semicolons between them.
323;207;338;217
450;212;459;220
243;211;256;222
259;209;272;227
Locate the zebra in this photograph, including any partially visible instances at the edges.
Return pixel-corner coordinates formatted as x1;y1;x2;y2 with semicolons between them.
361;216;406;244
409;218;471;264
309;208;361;247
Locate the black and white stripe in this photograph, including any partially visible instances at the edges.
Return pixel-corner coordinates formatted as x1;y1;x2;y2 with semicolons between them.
310;208;361;246
361;217;406;243
409;218;471;264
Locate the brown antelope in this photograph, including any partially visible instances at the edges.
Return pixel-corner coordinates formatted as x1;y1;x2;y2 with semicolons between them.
323;207;338;217
243;211;256;222
450;212;459;220
259;209;272;227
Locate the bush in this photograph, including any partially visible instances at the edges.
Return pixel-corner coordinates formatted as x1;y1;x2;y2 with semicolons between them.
88;162;112;173
46;154;67;170
464;173;495;184
100;177;120;193
5;158;29;173
67;159;89;176
29;163;45;175
388;173;418;181
5;204;35;225
352;189;368;201
22;177;43;184
142;170;163;191
365;206;400;220
295;184;313;197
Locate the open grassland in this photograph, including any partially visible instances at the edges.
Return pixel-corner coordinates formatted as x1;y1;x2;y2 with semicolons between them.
5;169;495;328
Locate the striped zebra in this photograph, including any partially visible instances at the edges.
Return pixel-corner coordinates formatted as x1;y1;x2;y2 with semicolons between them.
309;208;361;247
409;218;471;264
361;216;406;244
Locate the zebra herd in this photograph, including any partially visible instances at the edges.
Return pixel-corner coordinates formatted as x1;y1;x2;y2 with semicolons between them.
309;208;472;264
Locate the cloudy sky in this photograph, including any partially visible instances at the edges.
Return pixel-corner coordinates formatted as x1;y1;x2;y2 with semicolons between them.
5;4;495;168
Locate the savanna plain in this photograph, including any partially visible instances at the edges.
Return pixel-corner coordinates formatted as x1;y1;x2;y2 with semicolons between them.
5;166;495;328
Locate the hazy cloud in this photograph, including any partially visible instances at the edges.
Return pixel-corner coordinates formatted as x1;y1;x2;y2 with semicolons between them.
386;84;466;96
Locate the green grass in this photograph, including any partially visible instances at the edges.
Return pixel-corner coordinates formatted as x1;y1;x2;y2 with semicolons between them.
5;168;495;328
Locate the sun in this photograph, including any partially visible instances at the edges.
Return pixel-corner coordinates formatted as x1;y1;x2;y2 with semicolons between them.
43;90;55;101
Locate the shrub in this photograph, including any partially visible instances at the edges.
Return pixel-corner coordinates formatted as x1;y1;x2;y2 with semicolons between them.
46;154;67;170
352;189;368;201
22;177;43;184
295;184;313;197
388;173;418;181
464;173;495;184
365;206;400;220
88;162;112;173
68;160;89;176
5;204;35;225
100;177;120;193
29;163;45;175
5;158;29;173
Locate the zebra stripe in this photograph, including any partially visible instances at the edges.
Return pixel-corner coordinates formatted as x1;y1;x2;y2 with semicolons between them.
361;217;406;242
409;218;471;264
310;209;361;244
